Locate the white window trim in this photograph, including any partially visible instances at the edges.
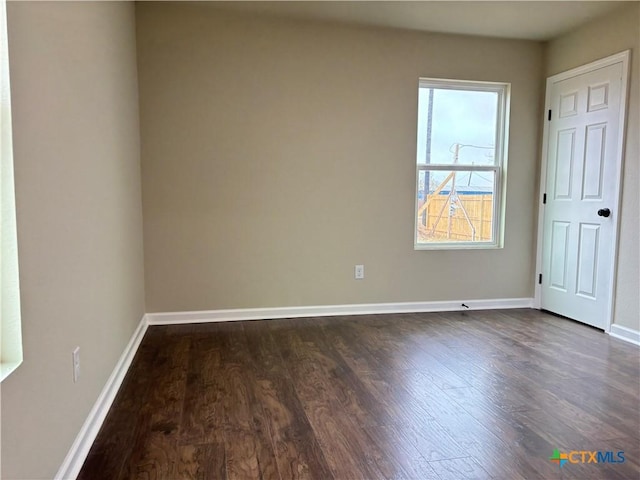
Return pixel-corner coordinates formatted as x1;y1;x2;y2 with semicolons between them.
414;78;510;250
1;0;23;382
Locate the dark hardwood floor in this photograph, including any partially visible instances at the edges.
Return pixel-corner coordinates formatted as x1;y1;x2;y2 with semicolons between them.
78;309;640;479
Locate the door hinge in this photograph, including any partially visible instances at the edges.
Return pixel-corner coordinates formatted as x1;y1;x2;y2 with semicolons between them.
543;193;547;204
538;273;543;285
548;109;552;121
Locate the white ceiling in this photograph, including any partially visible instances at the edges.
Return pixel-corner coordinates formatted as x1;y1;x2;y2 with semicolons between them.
212;1;631;41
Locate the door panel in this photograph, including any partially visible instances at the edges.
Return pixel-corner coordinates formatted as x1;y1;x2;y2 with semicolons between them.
582;124;606;199
549;221;570;291
576;223;599;299
587;83;609;111
541;60;625;329
554;128;575;199
559;91;578;117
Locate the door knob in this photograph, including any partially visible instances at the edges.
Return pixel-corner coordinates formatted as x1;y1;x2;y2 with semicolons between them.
597;208;611;217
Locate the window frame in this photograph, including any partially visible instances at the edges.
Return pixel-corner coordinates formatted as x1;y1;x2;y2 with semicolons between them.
1;0;23;382
414;78;510;250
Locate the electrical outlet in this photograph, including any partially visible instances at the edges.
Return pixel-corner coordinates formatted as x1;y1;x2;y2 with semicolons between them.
72;347;80;383
355;264;364;280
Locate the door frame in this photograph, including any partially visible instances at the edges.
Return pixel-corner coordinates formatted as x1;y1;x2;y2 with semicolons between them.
534;50;631;332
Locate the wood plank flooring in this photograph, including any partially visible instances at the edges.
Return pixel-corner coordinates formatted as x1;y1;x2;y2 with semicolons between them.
78;309;640;479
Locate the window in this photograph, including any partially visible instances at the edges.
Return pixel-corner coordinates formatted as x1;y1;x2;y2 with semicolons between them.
414;78;510;249
1;0;23;381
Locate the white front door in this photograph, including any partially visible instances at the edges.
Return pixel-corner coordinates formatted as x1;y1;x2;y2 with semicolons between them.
541;53;629;330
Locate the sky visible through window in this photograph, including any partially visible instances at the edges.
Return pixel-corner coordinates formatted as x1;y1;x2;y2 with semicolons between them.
416;87;498;190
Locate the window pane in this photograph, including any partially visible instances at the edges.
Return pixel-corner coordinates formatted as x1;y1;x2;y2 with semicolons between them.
416;169;495;244
417;87;498;166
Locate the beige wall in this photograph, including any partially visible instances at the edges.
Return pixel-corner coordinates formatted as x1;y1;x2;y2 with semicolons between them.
137;3;544;312
0;2;634;478
2;2;145;478
546;3;640;332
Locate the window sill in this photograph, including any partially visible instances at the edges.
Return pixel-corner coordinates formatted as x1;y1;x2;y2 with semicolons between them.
414;243;503;251
1;360;22;382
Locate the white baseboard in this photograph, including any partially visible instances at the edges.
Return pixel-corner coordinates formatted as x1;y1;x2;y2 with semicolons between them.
55;315;149;480
608;323;640;346
146;298;534;325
